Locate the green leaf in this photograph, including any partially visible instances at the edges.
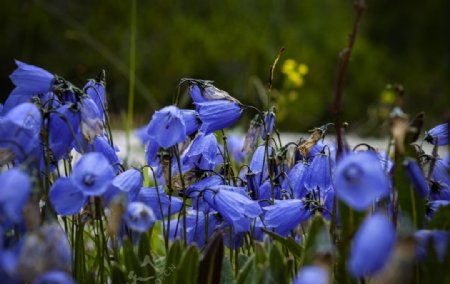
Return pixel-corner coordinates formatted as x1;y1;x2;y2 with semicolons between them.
429;204;450;230
176;245;201;284
254;242;268;265
198;232;224;284
122;237;146;280
269;245;289;284
237;255;256;284
74;222;86;283
163;240;183;284
261;229;302;258
111;264;127;284
302;215;326;265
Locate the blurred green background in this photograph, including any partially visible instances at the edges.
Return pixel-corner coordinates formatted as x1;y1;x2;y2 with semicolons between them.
0;0;449;134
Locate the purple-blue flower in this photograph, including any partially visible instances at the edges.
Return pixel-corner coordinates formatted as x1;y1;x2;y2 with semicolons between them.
136;186;183;219
196;100;242;134
263;199;311;236
147;105;186;148
183;133;219;170
348;213;396;278
304;152;333;192
104;168;143;204
180;109;201;135
10;60;54;94
49;178;87;215
282;162;309;198
0;168;31;223
261;111;275;139
425;123;448;146
335;151;390;211
79;97;103;142
123;202;156;232
84;78;106;118
403;158;429;198
48;103;80;161
293;265;328;284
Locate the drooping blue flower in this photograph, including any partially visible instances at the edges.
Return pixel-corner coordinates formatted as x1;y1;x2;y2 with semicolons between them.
425;123;449;146
79;97;103;142
84;78;106;118
123;202;156;233
261;111;275;140
293;265;328;284
196;100;242;134
335;151;390;211
136;186;183;219
249;145;273;189
49;177;87;216
203;186;262;232
147;105;186;148
33;271;75;284
87;135;122;172
426;200;450;221
226;134;246;163
257;181;282;201
189;82;239;104
180;109;201;135
10;60;54;94
263;199;312;236
282;161;309;198
348;213;396;278
185;175;224;212
189;84;206;103
183;133;219;170
104;168;143;205
145;138;160;167
0;168;31;223
414;230;449;262
71;152;115;196
304;151;333;192
432;158;449;189
17;225;72;282
0;102;42;164
135;125;151;145
403;158;429;198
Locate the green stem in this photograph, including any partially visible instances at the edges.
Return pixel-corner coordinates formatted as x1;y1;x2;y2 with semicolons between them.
126;0;137;164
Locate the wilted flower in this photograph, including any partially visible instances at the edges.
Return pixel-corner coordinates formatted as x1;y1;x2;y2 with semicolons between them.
293;265;328;284
243;114;262;153
263;199;311;236
203;186;262;232
334;151;390;211
196;100;242;134
189;82;239;104
0;168;31;223
348;213;396;278
123;202;156;232
424;123;449;146
147;105;187;148
403;158;429;198
136;186;183;219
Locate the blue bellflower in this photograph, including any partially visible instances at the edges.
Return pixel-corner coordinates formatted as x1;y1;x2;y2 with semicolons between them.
263;199;312;236
0;168;31;223
49;178;87;216
185;175;224;212
403;158;429;198
282;162;309;198
147;105;186;148
261;111;275;140
84;79;106;118
123;202;157;233
425;123;449;146
79;97;103;142
293;265;328;284
348;213;396;278
196;100;242;134
304;152;333;192
183;133;219;170
104;168;143;205
335;151;390;211
180;109;201;135
10;60;54;94
136;186;183;219
203;186;262;232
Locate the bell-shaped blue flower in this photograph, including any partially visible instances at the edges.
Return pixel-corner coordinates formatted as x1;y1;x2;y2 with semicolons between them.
49;177;87;216
34;271;75;284
145;138;160;167
257;181;282;201
79;97;103;142
282;162;309;198
293;265;328;284
263;199;312;236
196;100;242;134
10;60;54;94
136;186;183;219
203;186;262;232
304;152;333;192
261;111;275;140
335;151;390;211
147;105;186;148
183;133;219;170
169;210;218;248
432;158;449;189
414;230;449;262
348;213;396;278
227;134;246;163
104;168;143;205
425;123;448;146
84;78;106;118
48;103;80;161
87;135;122;172
123;202;156;233
0;168;31;223
403;158;429;198
71;152;115;196
180;109;200;135
185;175;224;212
249;145;273;189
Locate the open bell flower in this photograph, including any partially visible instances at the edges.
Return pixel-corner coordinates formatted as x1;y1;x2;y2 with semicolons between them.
263;199;311;236
136;186;183;219
196;100;242;134
424;123;448;146
147;105;186;148
403;158;429;198
183;132;219;170
348;213;396;278
334;151;390;211
123;202;156;233
10;60;54;94
293;265;328;284
0;168;31;223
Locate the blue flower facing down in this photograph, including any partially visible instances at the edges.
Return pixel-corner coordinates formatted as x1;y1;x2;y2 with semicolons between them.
261;111;275;140
180;109;200;135
403;158;429;198
282;162;309;198
123;202;156;233
425;123;448;146
263;199;312;236
293;265;328;284
203;186;262;233
48;103;80;161
79;97;103;142
304;152;333;192
147;105;186;148
196;100;242;134
10;60;54;94
335;151;390;211
168;210;217;248
49;177;87;216
136;186;183;219
71;152;115;196
183;133;219;170
104;168;143;205
84;78;106;118
348;213;396;278
0;168;31;223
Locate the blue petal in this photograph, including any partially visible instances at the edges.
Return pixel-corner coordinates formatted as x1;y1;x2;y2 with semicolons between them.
180;109;200;135
123;202;156;232
403;158;429;198
293;266;328;284
71;152;115;196
104;168;143;204
425;123;449;146
10;60;54;93
335;151;390;211
282;162;309;198
49;177;87;215
48;103;80;161
263;199;311;236
136;186;183;219
196;100;242;134
183;133;219;170
348;213;396;277
84;79;106;118
79;97;103;141
0;168;31;223
261;111;275;139
304;153;332;191
147;105;186;148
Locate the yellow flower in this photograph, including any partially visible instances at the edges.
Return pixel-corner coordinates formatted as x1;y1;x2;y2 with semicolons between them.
282;59;297;74
288;72;303;87
298;63;309;75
